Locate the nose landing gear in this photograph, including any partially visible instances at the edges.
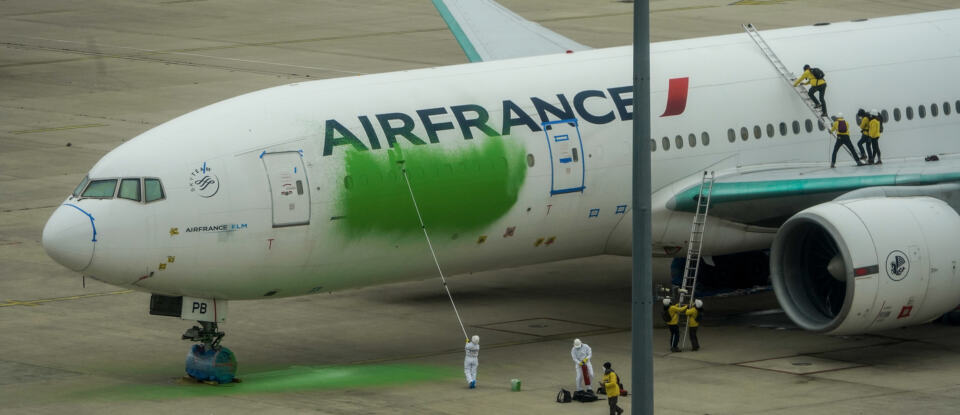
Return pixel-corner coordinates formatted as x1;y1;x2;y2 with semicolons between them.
182;321;237;384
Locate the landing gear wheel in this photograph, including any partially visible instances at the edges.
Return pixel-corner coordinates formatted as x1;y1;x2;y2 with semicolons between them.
182;321;237;383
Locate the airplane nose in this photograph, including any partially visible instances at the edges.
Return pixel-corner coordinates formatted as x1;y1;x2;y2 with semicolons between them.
42;204;96;272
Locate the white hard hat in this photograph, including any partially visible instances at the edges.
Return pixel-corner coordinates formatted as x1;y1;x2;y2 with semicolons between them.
694;299;703;308
870;109;879;116
471;335;480;344
662;298;671;306
573;338;582;348
836;112;843;118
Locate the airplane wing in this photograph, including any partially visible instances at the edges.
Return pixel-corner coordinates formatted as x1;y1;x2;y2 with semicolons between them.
666;158;960;227
431;0;590;62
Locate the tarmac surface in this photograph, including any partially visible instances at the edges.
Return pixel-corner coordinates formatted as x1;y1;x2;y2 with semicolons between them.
3;0;960;413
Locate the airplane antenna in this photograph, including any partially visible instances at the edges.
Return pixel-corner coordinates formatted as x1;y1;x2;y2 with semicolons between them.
398;160;470;341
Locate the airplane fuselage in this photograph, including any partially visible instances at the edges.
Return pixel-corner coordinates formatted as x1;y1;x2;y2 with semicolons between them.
44;10;960;300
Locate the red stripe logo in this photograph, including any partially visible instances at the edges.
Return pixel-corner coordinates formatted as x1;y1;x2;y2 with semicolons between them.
660;77;689;117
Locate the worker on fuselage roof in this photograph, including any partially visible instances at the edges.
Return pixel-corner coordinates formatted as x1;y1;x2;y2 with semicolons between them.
829;113;864;168
856;108;872;161
868;109;883;165
794;64;828;117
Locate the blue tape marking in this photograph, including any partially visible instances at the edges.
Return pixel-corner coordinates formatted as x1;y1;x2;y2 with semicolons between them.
542;118;586;195
559;157;573;163
550;186;585;195
259;151;266;159
542;118;579;127
554;134;570;142
294;167;297;174
298;149;303;156
615;204;627;214
202;162;206;173
63;203;97;242
589;208;600;218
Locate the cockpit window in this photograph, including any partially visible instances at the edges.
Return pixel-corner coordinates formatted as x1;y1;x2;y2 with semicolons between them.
145;178;165;203
81;179;118;198
72;175;90;197
119;178;141;202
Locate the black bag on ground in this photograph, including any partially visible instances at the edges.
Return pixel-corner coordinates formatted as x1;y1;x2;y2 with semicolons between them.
661;307;670;322
572;389;598;402
556;388;572;403
811;67;824;79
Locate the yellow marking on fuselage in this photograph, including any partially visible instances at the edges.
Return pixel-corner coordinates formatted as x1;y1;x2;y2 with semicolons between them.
11;123;108;135
0;290;132;308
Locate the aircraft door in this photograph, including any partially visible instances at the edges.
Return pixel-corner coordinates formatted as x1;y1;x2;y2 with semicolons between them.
543;118;586;195
261;151;310;227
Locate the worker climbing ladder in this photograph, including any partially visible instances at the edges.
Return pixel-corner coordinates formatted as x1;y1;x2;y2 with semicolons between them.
677;171;714;349
742;23;838;140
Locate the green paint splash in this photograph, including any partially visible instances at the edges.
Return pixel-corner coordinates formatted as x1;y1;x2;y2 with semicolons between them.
70;364;456;401
338;137;527;237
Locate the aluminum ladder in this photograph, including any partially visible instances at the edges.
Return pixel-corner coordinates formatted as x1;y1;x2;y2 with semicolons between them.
677;171;714;350
742;23;837;139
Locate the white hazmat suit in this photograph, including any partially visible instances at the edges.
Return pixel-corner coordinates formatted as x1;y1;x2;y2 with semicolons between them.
571;339;594;391
464;335;480;388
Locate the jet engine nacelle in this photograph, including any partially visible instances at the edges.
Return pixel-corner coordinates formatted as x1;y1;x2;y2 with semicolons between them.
770;197;960;335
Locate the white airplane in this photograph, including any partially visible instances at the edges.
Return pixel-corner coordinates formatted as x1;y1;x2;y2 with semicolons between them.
41;1;960;383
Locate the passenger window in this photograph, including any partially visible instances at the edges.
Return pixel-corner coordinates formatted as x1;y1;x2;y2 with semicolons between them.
894;108;902;121
650;139;656;152
817;119;825;130
118;179;141;202
779;122;787;136
81;179;117;198
919;105;926;118
944;102;951;116
881;110;889;122
766;124;774;138
955;100;959;114
296;180;304;195
805;119;813;132
792;120;800;134
906;106;914;120
145;179;165;202
662;137;670;151
572;148;579;162
675;135;683;149
931;103;938;117
701;132;710;146
740;127;748;141
688;133;696;148
72;175;90;197
753;125;761;139
727;129;736;143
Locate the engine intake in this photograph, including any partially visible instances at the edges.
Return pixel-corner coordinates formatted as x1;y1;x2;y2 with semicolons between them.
771;197;960;334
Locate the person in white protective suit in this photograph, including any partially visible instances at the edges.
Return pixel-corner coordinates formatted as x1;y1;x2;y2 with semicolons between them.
464;335;480;388
571;338;594;391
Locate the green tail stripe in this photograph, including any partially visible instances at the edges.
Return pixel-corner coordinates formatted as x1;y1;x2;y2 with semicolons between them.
431;0;483;62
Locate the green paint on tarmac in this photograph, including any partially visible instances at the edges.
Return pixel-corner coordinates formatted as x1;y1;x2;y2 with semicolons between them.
75;364;456;401
338;136;527;237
